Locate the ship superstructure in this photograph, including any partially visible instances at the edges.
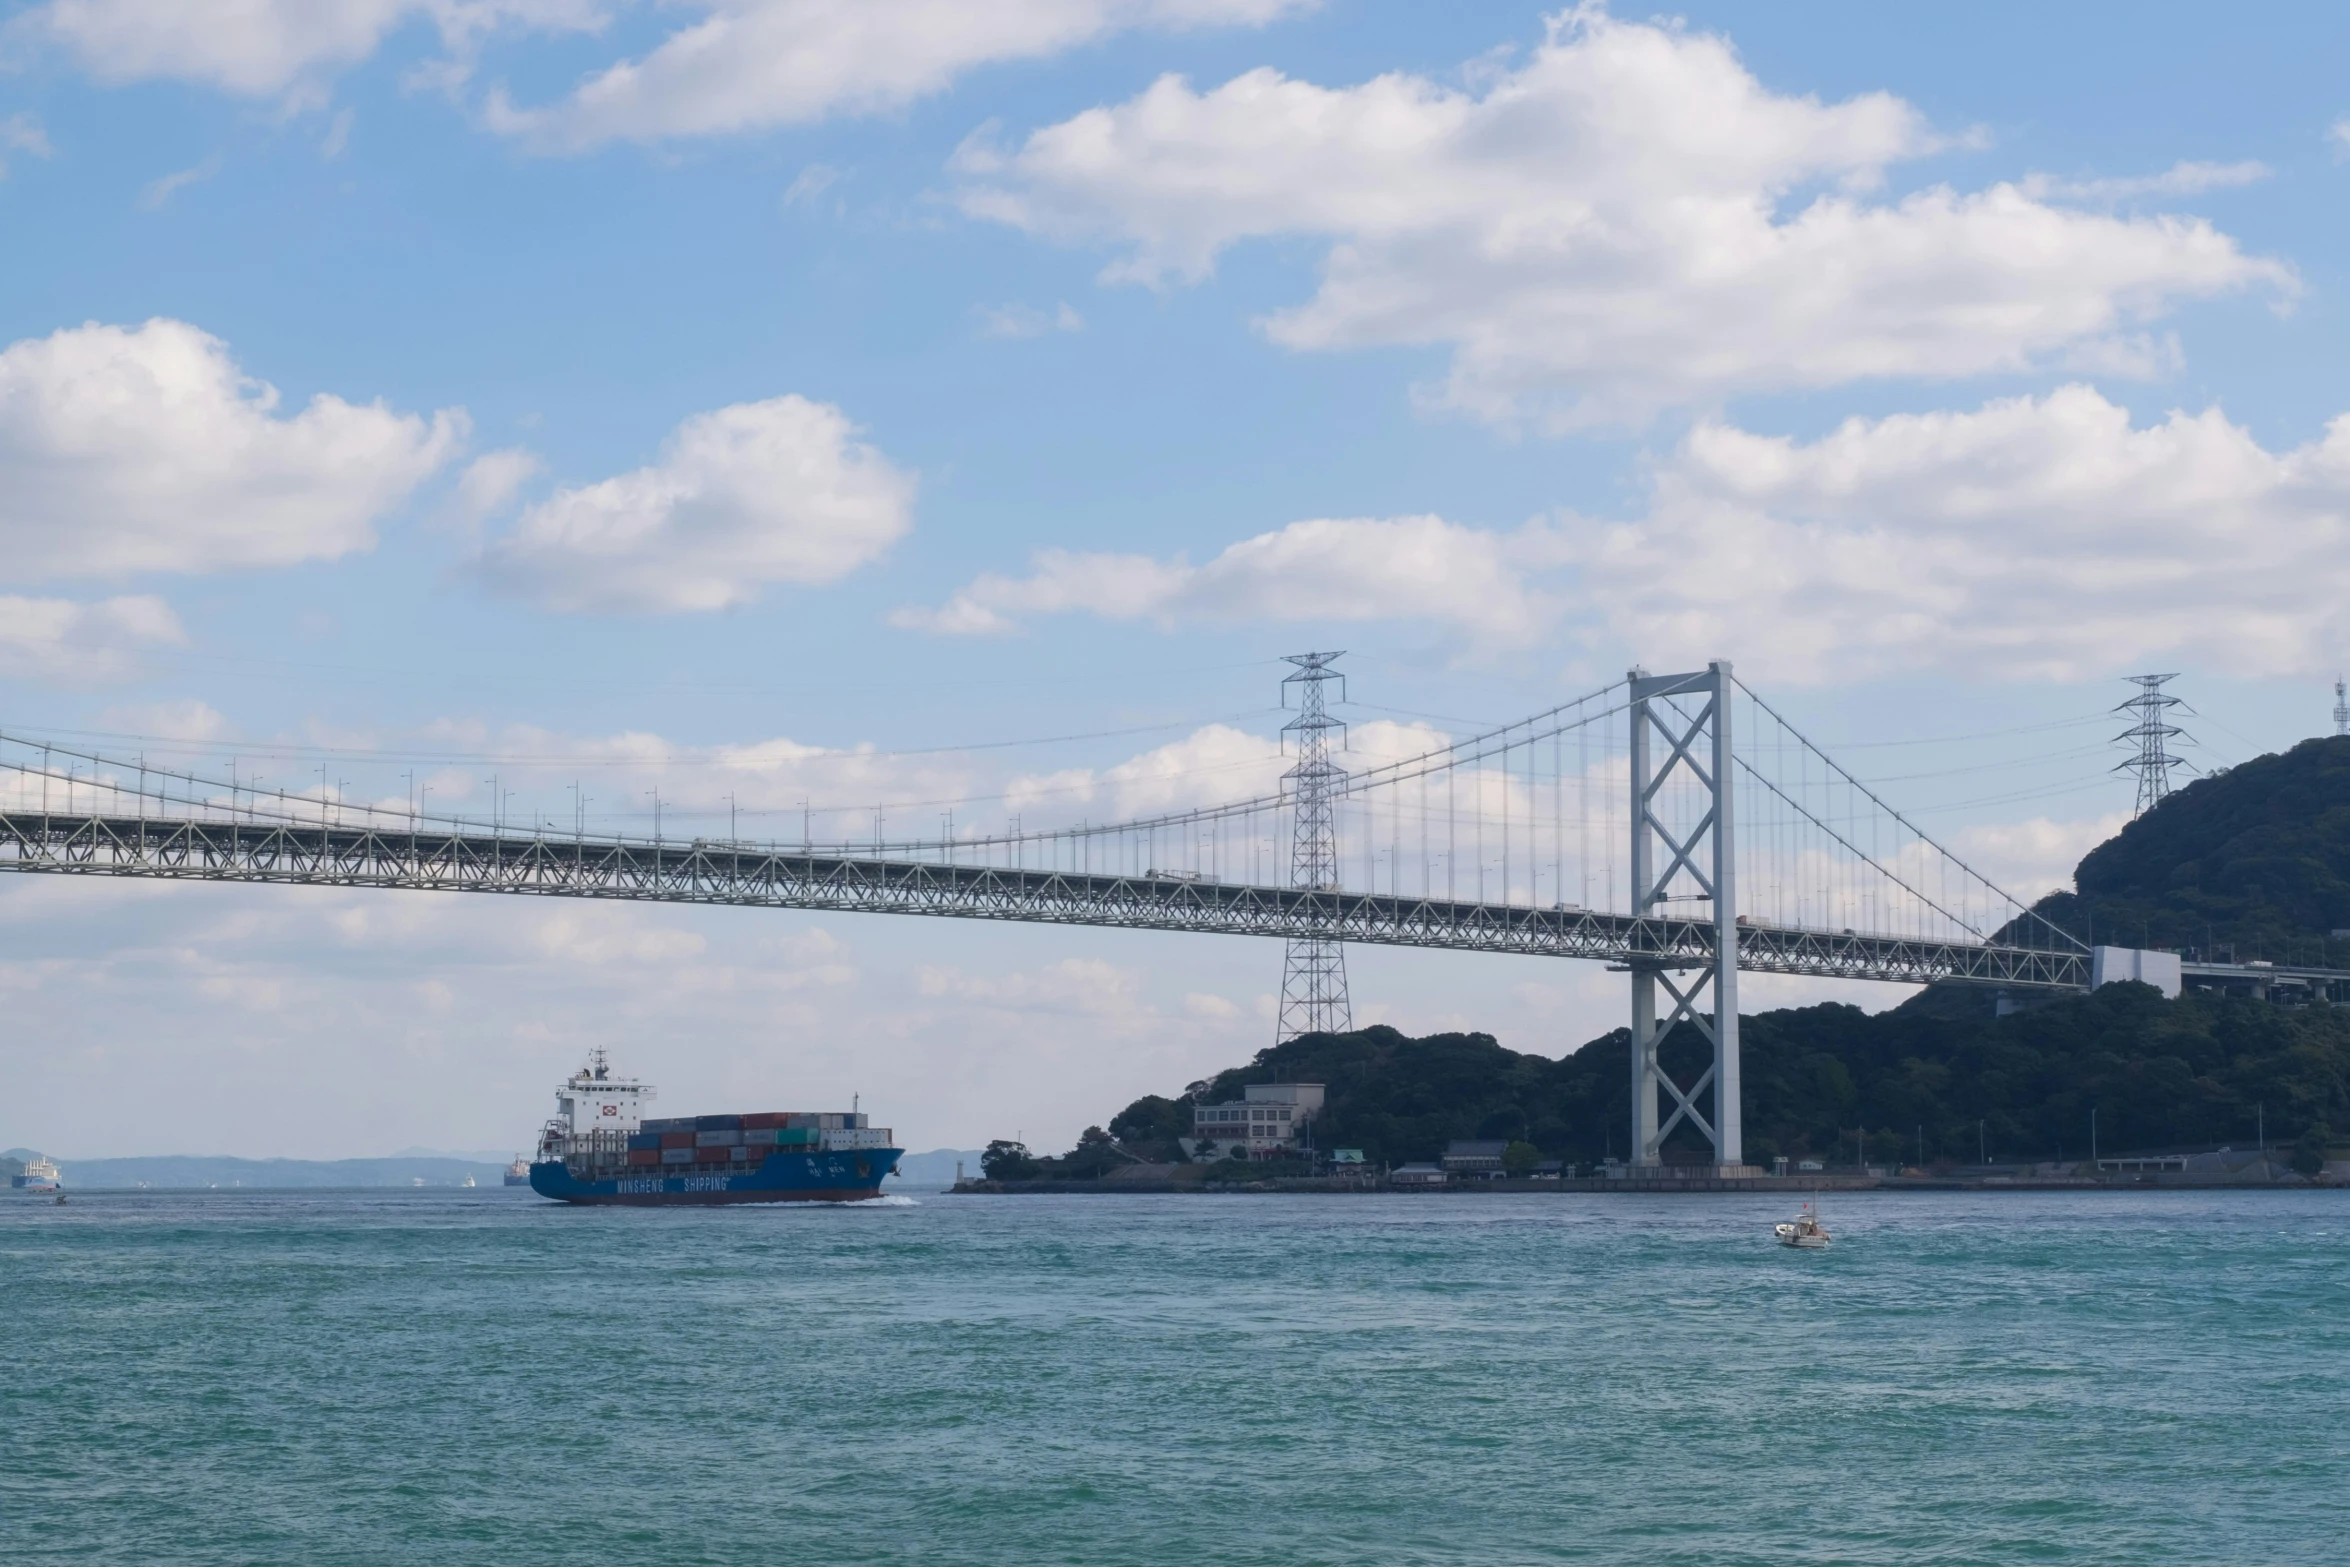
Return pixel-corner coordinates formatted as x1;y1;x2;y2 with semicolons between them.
528;1054;899;1206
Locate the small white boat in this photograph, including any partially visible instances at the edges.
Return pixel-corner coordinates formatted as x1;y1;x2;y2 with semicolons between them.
459;1174;476;1188
1774;1202;1831;1249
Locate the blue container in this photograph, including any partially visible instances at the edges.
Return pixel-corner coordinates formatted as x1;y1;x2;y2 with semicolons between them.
694;1114;744;1131
626;1133;661;1151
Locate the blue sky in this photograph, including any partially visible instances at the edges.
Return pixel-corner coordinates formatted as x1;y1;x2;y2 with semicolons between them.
4;1;2348;1159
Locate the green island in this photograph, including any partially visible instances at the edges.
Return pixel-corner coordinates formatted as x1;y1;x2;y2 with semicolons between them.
977;735;2350;1189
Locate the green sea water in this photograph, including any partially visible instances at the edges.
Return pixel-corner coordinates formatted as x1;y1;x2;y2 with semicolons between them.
4;1188;2345;1565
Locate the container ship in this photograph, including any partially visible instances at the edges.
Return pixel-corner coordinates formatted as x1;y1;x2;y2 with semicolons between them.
528;1051;900;1206
10;1156;61;1193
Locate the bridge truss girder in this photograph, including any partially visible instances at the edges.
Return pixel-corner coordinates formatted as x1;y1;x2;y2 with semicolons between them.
0;812;2089;991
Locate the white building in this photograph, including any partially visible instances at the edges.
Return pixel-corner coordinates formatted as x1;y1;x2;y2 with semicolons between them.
1191;1082;1326;1158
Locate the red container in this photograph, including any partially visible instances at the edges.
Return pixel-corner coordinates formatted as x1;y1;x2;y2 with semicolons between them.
660;1131;695;1150
627;1149;660;1167
739;1112;791;1131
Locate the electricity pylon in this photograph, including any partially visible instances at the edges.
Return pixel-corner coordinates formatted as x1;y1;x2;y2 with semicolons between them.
1276;651;1351;1040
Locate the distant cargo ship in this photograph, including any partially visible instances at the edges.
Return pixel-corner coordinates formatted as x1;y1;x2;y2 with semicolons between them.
527;1051;900;1206
11;1156;60;1193
503;1157;530;1187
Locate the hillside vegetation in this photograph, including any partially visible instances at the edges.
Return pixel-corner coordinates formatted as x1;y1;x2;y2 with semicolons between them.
1100;985;2345;1172
2038;734;2350;961
1035;730;2350;1175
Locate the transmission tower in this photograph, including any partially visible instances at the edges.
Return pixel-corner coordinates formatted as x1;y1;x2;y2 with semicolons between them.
2113;673;2194;817
2334;677;2347;738
1276;651;1351;1041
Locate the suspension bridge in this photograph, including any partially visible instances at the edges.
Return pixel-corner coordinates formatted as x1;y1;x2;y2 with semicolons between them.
0;659;2095;1173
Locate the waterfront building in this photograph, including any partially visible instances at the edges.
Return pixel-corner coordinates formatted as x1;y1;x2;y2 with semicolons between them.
1391;1162;1447;1186
1191;1083;1326;1158
1441;1140;1508;1178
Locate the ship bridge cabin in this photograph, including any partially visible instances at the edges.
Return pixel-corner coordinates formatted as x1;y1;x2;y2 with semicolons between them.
556;1050;657;1136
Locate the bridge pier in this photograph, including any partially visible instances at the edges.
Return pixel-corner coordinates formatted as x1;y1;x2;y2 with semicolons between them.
1627;662;1748;1174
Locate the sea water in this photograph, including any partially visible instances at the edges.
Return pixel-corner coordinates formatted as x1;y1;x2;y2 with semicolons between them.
2;1189;2344;1565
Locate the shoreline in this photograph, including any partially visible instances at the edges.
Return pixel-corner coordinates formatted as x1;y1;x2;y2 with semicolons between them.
952;1169;2345;1196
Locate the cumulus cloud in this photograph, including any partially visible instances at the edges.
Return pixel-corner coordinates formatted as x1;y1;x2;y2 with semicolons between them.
443;446;542;532
1000;715;1448;828
1573;385;2350;682
0;320;461;581
137;153;221;210
475;394;911;614
0;112;54;176
956;7;2291;427
2025;159;2271;203
895;515;1566;644
0;594;182;681
481;0;1317;151
1949;813;2129;905
13;0;598;102
908;385;2350;684
973;301;1084;340
91;698;229;741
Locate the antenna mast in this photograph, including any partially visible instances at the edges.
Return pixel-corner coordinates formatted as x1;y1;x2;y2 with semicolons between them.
2334;677;2347;738
1276;651;1351;1041
2114;673;2194;817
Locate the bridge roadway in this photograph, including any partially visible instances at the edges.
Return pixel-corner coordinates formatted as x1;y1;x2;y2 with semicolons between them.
0;811;2091;991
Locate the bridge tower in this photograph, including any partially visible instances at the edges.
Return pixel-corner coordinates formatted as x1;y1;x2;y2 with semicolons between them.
1277;651;1352;1041
1627;662;1745;1172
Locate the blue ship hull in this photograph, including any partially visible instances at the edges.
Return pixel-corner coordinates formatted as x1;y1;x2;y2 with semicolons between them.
529;1147;901;1205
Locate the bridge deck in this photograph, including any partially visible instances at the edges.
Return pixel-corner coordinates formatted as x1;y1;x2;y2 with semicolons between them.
0;812;2090;990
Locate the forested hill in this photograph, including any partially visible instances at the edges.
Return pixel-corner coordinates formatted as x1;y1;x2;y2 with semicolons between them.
2035;733;2350;960
1045;734;2350;1176
1102;990;2346;1173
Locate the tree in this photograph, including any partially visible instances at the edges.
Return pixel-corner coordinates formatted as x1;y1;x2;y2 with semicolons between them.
980;1139;1040;1182
2291;1123;2333;1178
1057;1126;1124;1179
1503;1140;1540;1176
1108;1094;1190;1156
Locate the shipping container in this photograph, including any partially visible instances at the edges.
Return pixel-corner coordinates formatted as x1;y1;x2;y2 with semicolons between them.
739;1112;792;1130
627;1149;660;1166
660;1131;696;1150
693;1129;736;1147
743;1128;777;1145
626;1133;661;1151
694;1114;744;1132
776;1128;819;1146
660;1148;695;1165
640;1117;692;1134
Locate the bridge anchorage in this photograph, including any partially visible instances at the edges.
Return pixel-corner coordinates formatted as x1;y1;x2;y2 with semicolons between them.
0;657;2103;1172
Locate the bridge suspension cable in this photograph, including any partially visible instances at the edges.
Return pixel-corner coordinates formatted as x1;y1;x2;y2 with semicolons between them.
0;658;2086;993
